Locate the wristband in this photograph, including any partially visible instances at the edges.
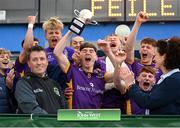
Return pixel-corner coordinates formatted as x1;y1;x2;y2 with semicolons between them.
28;24;34;28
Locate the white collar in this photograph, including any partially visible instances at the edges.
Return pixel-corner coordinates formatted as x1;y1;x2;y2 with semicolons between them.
157;68;180;84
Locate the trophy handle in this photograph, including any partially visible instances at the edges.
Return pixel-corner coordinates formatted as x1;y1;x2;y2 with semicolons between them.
86;19;98;25
74;9;80;17
89;20;98;25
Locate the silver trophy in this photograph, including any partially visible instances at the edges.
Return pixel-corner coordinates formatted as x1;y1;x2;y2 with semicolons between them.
69;9;98;35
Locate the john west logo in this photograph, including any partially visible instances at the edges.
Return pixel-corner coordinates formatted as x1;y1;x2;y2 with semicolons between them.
76;111;101;120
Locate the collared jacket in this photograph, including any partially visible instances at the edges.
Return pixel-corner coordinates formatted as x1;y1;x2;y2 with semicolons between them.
15;73;67;114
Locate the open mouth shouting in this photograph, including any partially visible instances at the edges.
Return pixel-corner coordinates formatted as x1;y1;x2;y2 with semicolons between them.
51;38;58;43
110;42;117;48
142;53;148;59
142;80;151;91
50;38;59;48
83;56;93;68
85;57;91;62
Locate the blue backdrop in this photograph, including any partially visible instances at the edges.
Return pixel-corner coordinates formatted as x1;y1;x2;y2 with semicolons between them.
0;22;180;51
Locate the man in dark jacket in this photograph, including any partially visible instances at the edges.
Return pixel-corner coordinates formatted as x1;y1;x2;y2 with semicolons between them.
15;46;67;114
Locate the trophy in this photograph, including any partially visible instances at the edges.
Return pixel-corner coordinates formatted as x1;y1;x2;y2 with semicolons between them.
69;9;98;35
115;24;130;38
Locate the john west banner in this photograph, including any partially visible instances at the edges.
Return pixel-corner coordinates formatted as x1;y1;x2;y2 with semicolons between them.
57;109;121;121
0;114;180;127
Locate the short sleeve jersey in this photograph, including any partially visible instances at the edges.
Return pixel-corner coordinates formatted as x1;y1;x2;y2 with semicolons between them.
65;63;106;109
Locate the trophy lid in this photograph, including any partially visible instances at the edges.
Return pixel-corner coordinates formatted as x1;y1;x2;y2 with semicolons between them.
79;9;93;19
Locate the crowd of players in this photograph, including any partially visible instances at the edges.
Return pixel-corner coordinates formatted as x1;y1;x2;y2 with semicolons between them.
0;11;180;115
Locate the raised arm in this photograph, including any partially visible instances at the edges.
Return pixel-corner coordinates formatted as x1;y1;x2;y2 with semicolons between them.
125;11;149;64
54;30;73;72
103;50;128;94
98;40;128;94
19;16;36;64
97;39;116;67
113;50;128;94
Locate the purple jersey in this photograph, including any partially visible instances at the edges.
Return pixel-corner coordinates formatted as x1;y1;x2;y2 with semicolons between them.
94;58;106;72
126;99;146;115
14;57;30;78
66;63;106;109
101;62;132;113
131;59;162;82
45;46;74;65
